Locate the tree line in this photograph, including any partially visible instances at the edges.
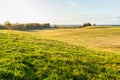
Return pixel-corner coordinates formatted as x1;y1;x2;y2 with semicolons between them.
0;21;51;30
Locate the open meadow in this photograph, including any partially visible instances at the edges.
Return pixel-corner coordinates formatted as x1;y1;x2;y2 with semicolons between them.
0;26;120;79
32;26;120;53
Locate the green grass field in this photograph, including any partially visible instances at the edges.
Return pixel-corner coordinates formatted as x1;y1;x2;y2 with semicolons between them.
0;27;120;79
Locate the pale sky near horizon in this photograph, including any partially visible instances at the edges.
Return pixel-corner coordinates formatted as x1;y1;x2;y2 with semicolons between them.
0;0;120;25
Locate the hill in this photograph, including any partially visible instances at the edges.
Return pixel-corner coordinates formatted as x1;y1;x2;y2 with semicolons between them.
0;27;120;79
33;26;120;53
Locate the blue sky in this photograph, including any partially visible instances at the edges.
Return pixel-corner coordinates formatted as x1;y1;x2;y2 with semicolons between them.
0;0;120;24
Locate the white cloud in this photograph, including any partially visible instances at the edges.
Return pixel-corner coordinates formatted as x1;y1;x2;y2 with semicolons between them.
69;1;80;7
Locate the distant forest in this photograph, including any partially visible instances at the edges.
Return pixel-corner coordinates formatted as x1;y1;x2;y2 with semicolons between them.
0;21;51;30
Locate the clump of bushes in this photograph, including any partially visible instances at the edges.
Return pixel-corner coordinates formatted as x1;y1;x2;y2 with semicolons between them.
0;21;51;30
82;23;92;27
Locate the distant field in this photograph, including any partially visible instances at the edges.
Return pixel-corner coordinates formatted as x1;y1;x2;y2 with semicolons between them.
0;26;120;79
32;26;120;53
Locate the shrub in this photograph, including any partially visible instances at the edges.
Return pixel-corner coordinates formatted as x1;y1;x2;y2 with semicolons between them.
82;23;92;27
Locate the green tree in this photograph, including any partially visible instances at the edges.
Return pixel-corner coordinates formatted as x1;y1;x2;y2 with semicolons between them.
82;23;91;27
4;21;12;29
0;24;5;29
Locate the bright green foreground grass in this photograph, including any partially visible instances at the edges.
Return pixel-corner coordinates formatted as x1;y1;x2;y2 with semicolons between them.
0;29;120;79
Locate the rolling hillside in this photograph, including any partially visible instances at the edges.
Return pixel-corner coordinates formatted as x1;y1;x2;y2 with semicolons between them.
32;27;120;53
0;27;120;79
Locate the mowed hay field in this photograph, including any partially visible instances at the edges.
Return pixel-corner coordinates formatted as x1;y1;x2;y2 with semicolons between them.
0;26;120;79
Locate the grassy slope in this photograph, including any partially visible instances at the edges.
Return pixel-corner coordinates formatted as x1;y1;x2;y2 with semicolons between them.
0;28;120;79
32;27;120;53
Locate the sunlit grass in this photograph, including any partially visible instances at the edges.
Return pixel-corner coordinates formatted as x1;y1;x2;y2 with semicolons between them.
0;27;120;79
32;27;120;53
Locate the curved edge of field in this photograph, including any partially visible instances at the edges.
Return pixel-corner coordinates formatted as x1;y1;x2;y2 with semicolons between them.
0;30;120;79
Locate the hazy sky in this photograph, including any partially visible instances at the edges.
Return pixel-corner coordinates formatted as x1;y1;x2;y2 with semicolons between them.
0;0;120;24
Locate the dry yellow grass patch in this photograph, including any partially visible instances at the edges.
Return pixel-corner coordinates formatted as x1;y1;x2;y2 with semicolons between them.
29;27;120;53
